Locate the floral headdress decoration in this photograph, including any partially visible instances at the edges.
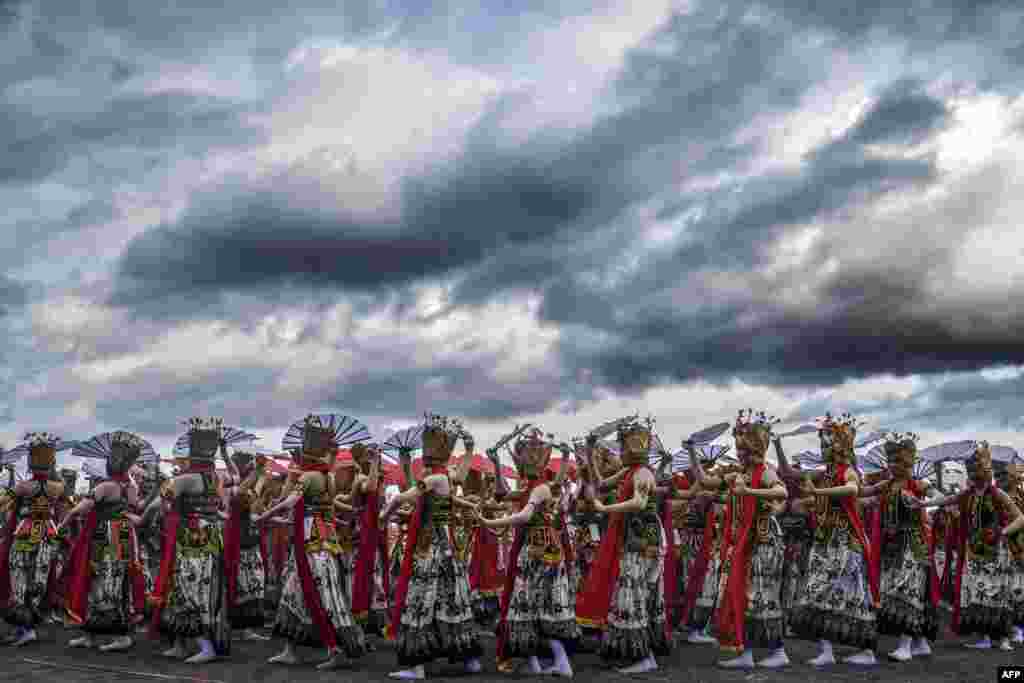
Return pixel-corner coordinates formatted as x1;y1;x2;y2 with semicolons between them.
817;413;862;463
422;413;462;466
185;417;223;463
733;410;778;457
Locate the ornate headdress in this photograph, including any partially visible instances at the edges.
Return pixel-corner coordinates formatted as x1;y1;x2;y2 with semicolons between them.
186;418;223;464
817;413;861;464
108;431;146;476
733;410;778;461
617;416;655;466
24;432;61;473
513;427;553;478
421;413;462;468
282;414;370;467
882;432;919;470
965;441;993;478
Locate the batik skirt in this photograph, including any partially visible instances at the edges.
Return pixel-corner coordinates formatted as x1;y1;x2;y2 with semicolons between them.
957;542;1015;639
394;523;482;667
504;542;580;657
713;524;786;651
599;543;672;662
877;533;938;640
159;518;231;654
789;524;877;650
3;531;59;628
272;517;366;655
230;545;266;629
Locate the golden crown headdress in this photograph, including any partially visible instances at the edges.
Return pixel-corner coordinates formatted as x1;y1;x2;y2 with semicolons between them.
422;413;462;460
817;413;862;454
883;431;919;461
733;410;778;454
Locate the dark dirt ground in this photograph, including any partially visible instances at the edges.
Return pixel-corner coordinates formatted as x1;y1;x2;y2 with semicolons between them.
0;625;1020;683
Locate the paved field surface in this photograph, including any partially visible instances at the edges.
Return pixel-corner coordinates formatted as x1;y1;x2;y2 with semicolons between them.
0;626;1019;683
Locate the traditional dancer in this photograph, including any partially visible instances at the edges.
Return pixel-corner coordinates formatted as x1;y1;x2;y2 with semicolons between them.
788;413;879;666
772;443;814;639
256;414;369;669
686;411;789;669
672;445;730;643
464;471;504;630
576;418;672;673
60;431;149;651
381;414;482;680
0;432;66;646
858;433;938;661
221;447;268;641
486;429;578;676
915;442;1024;650
148;418;240;663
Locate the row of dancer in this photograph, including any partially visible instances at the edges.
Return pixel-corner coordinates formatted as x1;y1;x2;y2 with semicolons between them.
1;411;1023;676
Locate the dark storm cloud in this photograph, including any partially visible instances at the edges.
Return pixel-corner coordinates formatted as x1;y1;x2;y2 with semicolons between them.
110;148;597;310
111;2;806;317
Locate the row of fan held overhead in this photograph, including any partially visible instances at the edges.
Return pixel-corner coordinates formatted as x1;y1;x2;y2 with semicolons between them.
0;415;1018;491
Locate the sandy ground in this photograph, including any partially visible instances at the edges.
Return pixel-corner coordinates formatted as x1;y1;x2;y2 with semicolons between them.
0;625;1020;683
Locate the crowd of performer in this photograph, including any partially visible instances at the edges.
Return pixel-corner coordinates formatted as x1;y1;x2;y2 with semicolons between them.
0;409;1023;677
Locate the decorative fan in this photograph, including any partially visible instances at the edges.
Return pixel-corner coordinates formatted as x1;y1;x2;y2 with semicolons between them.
992;445;1019;463
173;426;258;457
913;459;935;480
382;425;424;455
73;432;159;465
3;439;74;462
775;424;819;439
854;429;889;449
672;444;733;471
794;449;825;468
647;433;669;466
81;460;106;481
858;444;887;472
918;440;976;464
686;422;731;445
282;414;369;452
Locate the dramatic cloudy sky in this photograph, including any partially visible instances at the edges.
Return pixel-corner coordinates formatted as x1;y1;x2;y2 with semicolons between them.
3;0;1024;473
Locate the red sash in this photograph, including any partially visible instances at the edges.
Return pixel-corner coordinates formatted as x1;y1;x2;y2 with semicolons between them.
63;508;100;624
575;466;639;629
148;507;180;637
222;496;242;611
715;464;764;653
352;485;387;621
386;466;447;640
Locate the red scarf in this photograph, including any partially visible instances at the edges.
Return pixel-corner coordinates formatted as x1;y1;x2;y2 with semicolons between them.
352;480;389;622
291;466;338;649
575;466;640;629
223;495;242;612
680;503;718;625
148;505;180;638
716;465;764;654
387;465;449;640
63;508;100;624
